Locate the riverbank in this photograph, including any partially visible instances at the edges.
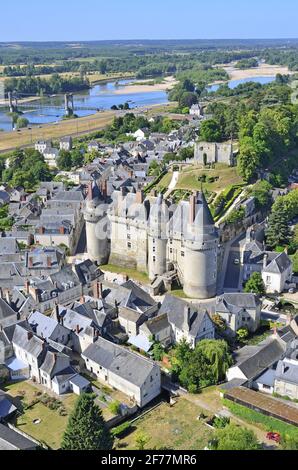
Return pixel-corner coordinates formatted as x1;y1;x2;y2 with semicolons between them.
113;76;177;95
223;63;293;80
0;102;174;153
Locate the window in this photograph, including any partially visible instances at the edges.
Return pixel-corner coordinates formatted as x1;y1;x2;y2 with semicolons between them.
181;252;185;257
170;248;173;254
266;276;271;284
153;256;156;262
128;242;132;249
127;234;131;240
153;247;156;253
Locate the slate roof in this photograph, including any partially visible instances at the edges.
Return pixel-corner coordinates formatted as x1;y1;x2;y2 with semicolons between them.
82;337;159;387
0;299;18;323
40;350;69;377
264;252;292;274
28;311;69;342
0;423;38;450
232;338;285;380
216;293;260;315
141;313;170;335
0;238;19;255
275;358;298;385
159;294;210;338
11;323;45;359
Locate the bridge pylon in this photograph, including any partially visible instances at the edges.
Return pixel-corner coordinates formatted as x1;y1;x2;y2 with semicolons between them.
8;91;18;113
64;93;74;117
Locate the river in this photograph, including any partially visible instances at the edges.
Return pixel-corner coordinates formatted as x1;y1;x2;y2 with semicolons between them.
207;76;276;93
0;79;169;132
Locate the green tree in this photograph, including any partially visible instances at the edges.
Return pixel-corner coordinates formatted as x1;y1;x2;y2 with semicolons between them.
135;432;149;450
210;424;261;450
237;328;249;341
61;393;113;450
57;150;73;171
266;202;291;248
200;119;222;142
244;272;265;295
16;117;29;129
152;342;164;361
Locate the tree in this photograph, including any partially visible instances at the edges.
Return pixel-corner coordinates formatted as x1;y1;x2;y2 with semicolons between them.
210;424;261;450
135;432;149;450
171;339;232;393
244;272;265;295
151;342;164;361
61;393;113;450
237;136;260;182
281;435;298;450
237;328;249;341
266;202;291;248
200;119;222;142
212;314;227;332
16;117;29;129
57;150;72;171
71;149;84;168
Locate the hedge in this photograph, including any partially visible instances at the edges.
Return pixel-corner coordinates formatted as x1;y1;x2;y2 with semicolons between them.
223;399;298;439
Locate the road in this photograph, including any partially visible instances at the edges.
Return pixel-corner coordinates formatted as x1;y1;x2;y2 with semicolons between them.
221;232;246;292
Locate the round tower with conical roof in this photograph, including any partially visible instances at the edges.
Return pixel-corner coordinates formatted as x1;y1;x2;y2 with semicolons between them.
84;181;109;264
148;193;168;280
183;191;219;299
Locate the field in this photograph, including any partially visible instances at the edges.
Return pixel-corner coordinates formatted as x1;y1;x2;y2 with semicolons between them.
117;398;213;450
2;381;77;449
156;163;244;194
0;111;115;153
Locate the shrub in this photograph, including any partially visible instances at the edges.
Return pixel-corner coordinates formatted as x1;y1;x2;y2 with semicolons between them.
108;400;121;415
111;421;132;438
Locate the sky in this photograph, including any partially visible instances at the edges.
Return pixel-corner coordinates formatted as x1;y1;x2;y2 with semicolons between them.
0;0;297;42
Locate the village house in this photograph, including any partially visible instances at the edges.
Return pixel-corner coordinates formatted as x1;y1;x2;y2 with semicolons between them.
215;293;261;336
82;337;161;407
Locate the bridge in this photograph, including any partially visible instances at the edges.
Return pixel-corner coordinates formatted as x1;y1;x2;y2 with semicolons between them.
0;92;103;115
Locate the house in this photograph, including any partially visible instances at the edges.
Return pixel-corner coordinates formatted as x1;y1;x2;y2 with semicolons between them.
242;241;293;294
159;295;215;348
226;337;285;388
215;293;261;336
133;129;146;142
262;252;293;294
43;146;59;169
0;390;17;421
82;337;161;407
0;422;39;450
39;350;71;392
60;136;73;152
35;140;48;154
0;298;19;328
28;310;70;347
189;103;203;118
139;313;172;347
88;141;100;152
274;358;298;400
6;322;46;382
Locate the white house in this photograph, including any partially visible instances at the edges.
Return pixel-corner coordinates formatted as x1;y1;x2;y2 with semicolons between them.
262;252;293;294
82;337;161;407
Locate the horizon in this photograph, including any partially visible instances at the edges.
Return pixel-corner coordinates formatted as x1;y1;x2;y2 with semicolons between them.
1;0;298;42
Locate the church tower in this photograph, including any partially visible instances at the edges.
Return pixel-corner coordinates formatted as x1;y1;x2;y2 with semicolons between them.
183;191;219;299
84;181;110;264
148;193;168;281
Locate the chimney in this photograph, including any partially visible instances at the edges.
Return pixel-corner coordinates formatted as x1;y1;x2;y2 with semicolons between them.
87;181;93;201
59;226;65;235
76;324;80;334
28;257;34;268
183;305;191;332
189;193;196;224
263;254;268;269
47;256;52;268
80;296;85;304
5;291;10;304
0;288;3;299
27;331;33;341
273;325;277;336
135;190;144;204
93;281;100;299
55;305;60;323
39;226;45;235
24;280;30;295
286;314;292;326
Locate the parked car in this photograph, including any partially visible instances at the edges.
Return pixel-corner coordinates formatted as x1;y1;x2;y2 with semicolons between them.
233;259;240;265
266;432;281;444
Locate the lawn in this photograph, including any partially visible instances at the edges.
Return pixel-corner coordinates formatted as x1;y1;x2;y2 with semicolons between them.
2;381;77;449
100;264;149;284
117;398;213;450
177;164;244;193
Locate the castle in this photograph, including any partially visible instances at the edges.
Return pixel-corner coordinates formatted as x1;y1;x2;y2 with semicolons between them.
84;183;219;299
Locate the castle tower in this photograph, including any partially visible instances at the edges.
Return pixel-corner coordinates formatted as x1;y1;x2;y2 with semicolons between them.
183;191;219;299
148;193;168;281
84;181;109;264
